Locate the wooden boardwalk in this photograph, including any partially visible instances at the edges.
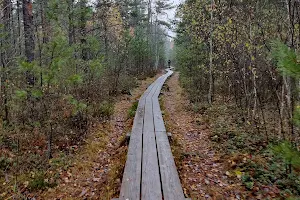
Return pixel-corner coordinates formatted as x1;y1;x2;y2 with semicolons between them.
114;69;188;200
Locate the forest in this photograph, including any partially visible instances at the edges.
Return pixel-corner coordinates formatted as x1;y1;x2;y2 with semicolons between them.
1;0;300;199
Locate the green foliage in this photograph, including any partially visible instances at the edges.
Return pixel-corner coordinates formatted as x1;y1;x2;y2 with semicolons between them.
14;90;27;100
28;171;56;191
293;106;300;126
174;37;209;102
174;0;300;197
0;156;11;170
128;101;139;118
66;95;77;105
242;154;300;195
0;0;170;197
66;95;87;115
207;103;300;195
77;102;88;112
49;153;72;170
271;141;300;170
47;0;65;21
120;76;137;94
271;40;300;77
277;173;300;194
129;29;151;64
18;60;36;72
96;101;114;119
85;36;103;58
241;173;254;190
89;58;105;77
32;89;43;99
68;74;83;85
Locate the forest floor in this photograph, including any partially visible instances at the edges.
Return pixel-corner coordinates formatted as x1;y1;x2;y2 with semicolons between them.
161;72;240;199
4;70;298;199
27;73;162;199
161;72;289;200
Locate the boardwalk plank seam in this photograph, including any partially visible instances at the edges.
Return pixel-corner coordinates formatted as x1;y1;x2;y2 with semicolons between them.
116;69;186;200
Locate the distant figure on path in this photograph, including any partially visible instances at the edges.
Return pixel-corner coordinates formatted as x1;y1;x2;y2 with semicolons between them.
168;60;171;68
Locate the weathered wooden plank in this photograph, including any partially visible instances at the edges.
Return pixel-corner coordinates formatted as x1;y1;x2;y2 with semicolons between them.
152;78;167;98
152;70;173;132
142;129;162;199
152;71;173;99
119;82;157;200
152;70;185;200
156;131;185;200
141;82;162;200
118;69;181;200
152;98;166;132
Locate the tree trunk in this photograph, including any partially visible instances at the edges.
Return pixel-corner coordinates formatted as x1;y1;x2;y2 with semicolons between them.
68;0;75;45
1;0;12;123
17;0;22;56
22;0;35;85
285;0;297;141
47;123;53;159
80;0;88;62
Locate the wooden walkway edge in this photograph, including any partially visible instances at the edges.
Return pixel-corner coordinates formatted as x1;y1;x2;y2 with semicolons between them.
114;69;188;200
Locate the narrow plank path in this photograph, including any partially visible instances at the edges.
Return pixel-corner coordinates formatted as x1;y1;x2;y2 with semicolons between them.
114;69;188;200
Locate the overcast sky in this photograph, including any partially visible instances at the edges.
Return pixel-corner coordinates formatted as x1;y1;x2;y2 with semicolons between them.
160;0;183;37
88;0;182;37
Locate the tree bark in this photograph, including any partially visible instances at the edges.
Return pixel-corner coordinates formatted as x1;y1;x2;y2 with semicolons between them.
22;0;35;85
1;0;12;122
80;0;88;61
68;0;75;45
17;0;22;56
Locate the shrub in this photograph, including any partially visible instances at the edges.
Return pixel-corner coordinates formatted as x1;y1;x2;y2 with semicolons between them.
272;141;300;173
241;173;254;190
97;101;114;119
0;156;11;171
28;171;56;191
120;76;137;95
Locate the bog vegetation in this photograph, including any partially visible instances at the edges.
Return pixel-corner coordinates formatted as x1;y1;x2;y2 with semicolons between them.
0;0;172;197
2;0;300;199
175;0;300;198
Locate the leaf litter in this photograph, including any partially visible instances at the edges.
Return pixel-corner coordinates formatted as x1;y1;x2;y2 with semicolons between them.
37;74;161;199
161;72;247;200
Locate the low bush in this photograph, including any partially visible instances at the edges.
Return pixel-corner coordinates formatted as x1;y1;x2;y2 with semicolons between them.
98;101;114;119
28;171;56;191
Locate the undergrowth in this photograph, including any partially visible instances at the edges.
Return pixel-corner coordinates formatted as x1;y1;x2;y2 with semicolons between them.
198;101;300;198
127;101;139;118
